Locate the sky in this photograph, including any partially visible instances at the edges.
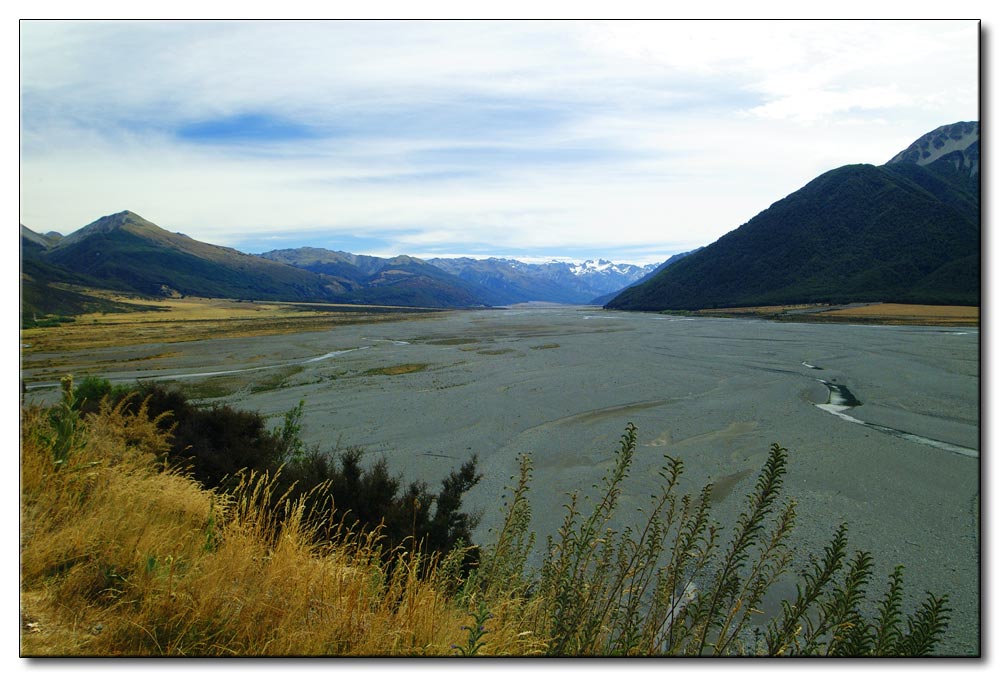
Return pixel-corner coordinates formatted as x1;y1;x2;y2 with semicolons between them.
18;18;980;265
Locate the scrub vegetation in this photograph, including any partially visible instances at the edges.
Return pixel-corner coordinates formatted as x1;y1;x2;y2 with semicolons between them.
20;378;950;656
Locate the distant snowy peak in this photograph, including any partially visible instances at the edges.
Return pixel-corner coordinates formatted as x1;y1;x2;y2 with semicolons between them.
569;259;657;279
424;255;666;305
887;121;979;175
463;256;655;281
570;259;612;275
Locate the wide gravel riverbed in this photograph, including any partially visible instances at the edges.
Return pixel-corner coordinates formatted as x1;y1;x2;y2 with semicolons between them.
23;305;981;655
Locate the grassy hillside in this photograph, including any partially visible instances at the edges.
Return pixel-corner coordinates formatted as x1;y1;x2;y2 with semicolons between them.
20;238;159;327
46;225;335;301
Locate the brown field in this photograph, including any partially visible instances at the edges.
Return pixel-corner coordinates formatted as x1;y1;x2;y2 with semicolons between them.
691;302;979;326
20;294;444;352
816;303;980;325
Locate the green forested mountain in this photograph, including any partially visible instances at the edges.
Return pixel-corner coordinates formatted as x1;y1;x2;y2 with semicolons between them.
40;211;338;302
606;122;979;311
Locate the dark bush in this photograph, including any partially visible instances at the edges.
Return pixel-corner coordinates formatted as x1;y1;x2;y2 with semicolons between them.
72;378;481;562
279;446;481;562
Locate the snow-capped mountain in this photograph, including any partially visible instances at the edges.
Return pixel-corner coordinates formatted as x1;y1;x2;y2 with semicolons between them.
426;257;660;305
569;259;653;278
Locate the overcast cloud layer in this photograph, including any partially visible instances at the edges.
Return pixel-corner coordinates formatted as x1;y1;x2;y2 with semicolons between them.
19;20;979;264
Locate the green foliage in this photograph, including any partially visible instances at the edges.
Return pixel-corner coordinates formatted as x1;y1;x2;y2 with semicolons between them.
22;314;76;329
273;399;307;463
41;376;87;468
473;453;536;600
476;423;950;656
72;376;132;415
764;538;951;657
20;247;156;327
451;600;493;656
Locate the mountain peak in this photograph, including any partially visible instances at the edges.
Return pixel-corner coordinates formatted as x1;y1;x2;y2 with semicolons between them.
90;210;148;226
57;210;161;247
887;121;979;175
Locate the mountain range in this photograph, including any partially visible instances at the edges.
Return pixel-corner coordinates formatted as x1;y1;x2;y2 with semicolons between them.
19;213;663;323
425;257;658;305
20;121;979;325
606;121;980;310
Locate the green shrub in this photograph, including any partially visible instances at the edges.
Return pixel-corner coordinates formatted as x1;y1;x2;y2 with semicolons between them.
473;423;950;656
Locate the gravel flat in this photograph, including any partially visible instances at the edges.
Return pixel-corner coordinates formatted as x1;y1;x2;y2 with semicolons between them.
23;305;980;654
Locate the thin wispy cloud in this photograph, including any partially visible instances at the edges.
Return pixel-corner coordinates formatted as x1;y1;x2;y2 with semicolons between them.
19;20;979;264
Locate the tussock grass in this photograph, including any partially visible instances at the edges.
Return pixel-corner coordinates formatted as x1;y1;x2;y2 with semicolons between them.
20;393;474;656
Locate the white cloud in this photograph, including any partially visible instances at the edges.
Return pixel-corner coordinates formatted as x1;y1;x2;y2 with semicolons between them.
19;19;980;264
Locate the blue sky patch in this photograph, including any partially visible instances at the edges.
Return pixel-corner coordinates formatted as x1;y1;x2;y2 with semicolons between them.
177;113;320;144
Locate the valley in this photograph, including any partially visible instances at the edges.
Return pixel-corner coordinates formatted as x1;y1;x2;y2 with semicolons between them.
19;20;981;657
20;304;981;655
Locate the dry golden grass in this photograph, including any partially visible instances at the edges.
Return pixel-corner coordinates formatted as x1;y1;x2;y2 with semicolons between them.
816;303;979;325
19;394;538;656
691;302;979;326
694;304;819;315
21;293;444;352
